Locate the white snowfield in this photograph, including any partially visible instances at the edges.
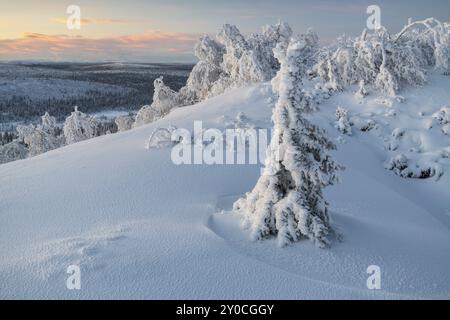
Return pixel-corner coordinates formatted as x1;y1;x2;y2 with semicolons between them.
1;74;450;299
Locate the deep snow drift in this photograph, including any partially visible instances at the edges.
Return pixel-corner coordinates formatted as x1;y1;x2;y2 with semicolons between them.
0;73;450;299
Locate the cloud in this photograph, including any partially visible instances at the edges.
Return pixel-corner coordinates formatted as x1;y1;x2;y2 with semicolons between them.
49;17;136;26
0;31;199;62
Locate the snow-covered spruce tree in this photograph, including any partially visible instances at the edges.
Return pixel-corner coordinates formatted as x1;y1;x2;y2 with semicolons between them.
335;107;352;135
233;37;342;248
63;106;98;144
16;112;64;157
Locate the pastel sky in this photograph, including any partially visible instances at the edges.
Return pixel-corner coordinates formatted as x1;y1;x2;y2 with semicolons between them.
1;0;449;62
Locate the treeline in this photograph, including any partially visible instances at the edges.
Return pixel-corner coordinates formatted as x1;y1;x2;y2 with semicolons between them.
0;90;142;122
0;132;16;145
0;63;191;123
0;75;188;123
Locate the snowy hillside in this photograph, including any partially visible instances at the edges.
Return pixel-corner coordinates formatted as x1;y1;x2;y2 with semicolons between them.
1;72;449;299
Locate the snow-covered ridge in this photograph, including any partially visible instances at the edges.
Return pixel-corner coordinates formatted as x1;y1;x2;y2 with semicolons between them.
1;18;450;299
1;75;449;298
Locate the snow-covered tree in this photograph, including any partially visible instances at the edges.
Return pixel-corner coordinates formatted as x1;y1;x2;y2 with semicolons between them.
312;18;450;96
16;112;64;157
216;22;294;85
248;21;294;74
183;61;223;102
335;107;352;135
63;106;98;144
134;77;180;128
134;105;159;128
395;18;450;72
141;21;297;121
233;37;342;248
195;34;225;67
355;80;369;99
151;77;179;115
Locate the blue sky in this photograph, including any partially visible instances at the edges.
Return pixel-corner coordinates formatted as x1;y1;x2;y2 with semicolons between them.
1;0;449;62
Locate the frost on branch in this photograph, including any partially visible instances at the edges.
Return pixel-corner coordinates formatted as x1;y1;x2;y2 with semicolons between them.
63;106;98;145
233;37;342;248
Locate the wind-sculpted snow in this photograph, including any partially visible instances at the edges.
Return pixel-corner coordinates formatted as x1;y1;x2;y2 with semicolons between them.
1;81;449;299
319;71;450;181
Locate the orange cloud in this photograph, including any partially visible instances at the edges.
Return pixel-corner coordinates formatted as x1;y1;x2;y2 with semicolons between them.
49;17;135;26
0;31;199;62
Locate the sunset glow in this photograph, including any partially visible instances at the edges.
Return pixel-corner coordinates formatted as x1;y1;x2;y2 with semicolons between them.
1;0;450;62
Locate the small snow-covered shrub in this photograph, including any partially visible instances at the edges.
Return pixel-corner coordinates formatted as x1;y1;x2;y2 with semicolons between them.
432;107;450;125
134;105;160;128
145;126;179;149
388;128;406;151
115;115;134;132
355;80;369;99
335;107;352;135
134;77;182;128
386;154;443;180
351;117;377;132
0;140;28;164
63;107;98;145
442;124;450;135
151;77;179;116
17;112;64;157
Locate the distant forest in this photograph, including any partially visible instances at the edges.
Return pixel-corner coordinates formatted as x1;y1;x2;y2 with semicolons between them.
0;62;193;124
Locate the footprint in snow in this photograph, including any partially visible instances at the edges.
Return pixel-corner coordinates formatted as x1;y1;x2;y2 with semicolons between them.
30;225;128;280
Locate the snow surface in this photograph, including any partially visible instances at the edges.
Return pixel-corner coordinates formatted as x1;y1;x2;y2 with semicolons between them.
0;75;449;299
